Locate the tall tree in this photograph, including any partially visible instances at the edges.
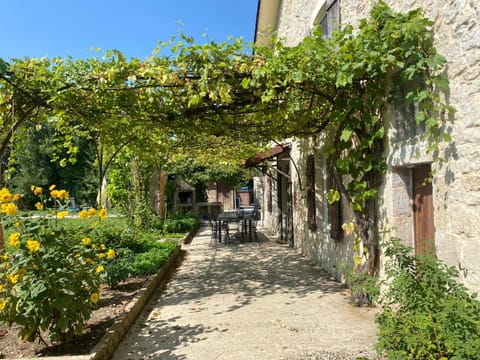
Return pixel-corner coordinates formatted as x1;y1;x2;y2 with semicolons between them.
7;120;97;207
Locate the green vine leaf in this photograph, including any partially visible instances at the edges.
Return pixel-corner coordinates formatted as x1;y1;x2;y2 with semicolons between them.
340;129;353;142
327;189;341;204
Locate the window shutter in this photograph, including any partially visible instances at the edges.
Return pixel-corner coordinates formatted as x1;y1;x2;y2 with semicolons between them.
327;0;340;34
328;164;342;240
267;177;272;213
320;0;340;38
306;154;317;231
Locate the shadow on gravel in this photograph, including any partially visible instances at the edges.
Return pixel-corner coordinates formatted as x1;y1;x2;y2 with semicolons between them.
125;316;230;359
112;227;376;360
161;229;347;315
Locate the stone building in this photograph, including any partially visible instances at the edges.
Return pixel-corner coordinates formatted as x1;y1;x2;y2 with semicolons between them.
254;0;480;292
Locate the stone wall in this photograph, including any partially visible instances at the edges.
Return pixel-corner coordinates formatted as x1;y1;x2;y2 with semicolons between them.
343;0;480;291
256;160;280;233
275;0;317;46
257;0;480;291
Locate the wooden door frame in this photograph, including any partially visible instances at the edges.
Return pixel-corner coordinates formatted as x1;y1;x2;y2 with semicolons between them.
276;153;293;246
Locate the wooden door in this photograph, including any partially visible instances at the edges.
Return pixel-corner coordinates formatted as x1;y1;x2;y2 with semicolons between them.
412;165;435;256
277;153;293;246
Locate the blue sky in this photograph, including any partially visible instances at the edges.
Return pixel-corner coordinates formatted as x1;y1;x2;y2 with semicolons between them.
0;0;259;60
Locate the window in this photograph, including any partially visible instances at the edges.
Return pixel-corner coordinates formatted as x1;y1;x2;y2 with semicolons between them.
306;154;317;231
312;0;340;38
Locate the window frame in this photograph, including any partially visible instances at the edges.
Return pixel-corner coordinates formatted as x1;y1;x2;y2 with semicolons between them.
310;0;340;39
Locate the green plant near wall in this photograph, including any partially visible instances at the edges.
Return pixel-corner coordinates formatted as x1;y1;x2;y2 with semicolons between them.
375;239;480;359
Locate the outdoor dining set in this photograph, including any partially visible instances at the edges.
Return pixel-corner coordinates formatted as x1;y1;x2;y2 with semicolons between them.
210;208;260;245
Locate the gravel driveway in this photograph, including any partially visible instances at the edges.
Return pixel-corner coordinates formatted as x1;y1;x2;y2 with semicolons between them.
112;226;378;360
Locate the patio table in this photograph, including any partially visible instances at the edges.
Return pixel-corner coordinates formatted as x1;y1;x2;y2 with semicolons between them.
216;209;257;244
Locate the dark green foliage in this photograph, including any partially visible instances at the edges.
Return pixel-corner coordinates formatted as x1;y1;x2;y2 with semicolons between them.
162;215;199;234
103;248;134;288
346;270;380;307
130;241;178;276
106;154;155;226
169;161;246;188
92;221;137;249
93;220;179;287
8;122;97;208
376;239;480;359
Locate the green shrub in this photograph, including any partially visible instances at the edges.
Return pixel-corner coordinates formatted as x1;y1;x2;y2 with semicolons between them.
163;216;198;234
95;222;164;251
103;247;134;288
346;269;380;307
0;224;104;343
95;221;177;287
130;241;177;276
94;222;155;252
376;238;480;359
0;187;183;343
162;232;187;239
138;229;167;246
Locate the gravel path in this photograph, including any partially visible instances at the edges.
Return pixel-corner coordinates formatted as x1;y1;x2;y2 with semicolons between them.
112;226;378;360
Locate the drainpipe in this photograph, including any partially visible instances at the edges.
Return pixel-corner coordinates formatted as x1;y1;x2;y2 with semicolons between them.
234;187;237;209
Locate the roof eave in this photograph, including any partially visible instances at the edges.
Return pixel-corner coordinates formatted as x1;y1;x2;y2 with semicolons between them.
254;0;281;47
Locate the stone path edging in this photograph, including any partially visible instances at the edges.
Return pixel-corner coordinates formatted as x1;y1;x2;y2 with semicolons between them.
90;244;181;360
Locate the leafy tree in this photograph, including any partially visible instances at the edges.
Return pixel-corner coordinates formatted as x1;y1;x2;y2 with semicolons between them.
107;150;154;226
7;121;97;208
0;57;54;186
